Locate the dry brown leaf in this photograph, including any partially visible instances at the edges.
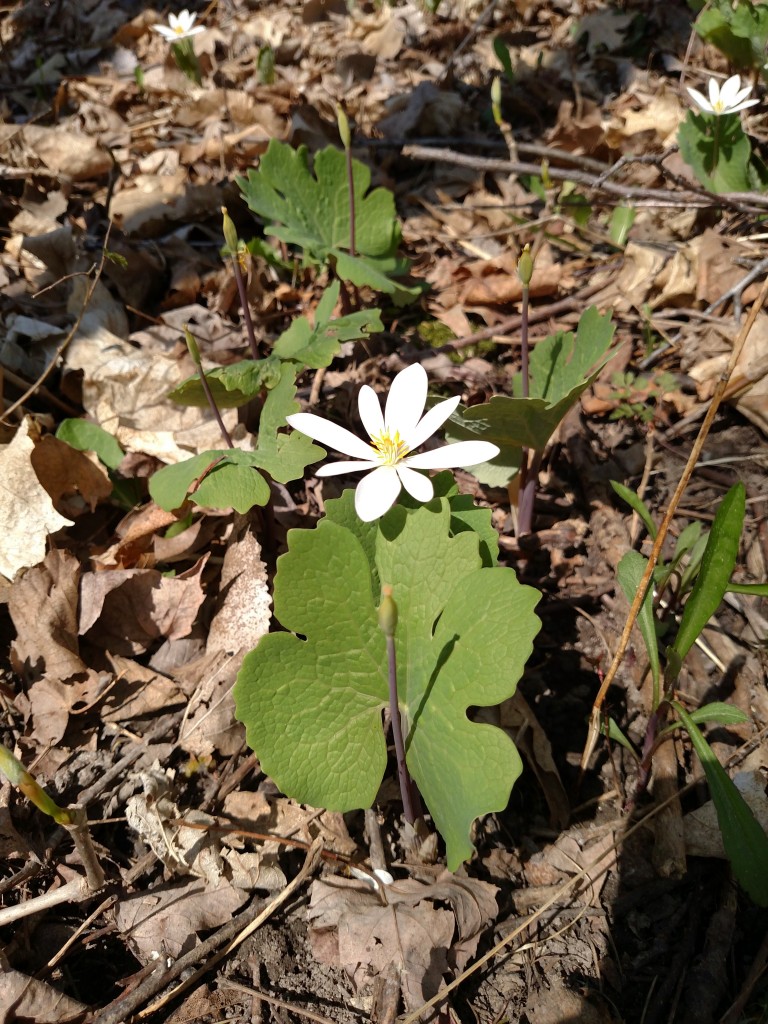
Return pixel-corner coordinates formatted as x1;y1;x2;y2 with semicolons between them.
500;689;570;830
686;312;768;435
65;322;237;463
116;876;247;964
31;435;113;516
206;514;272;656
684;766;768;860
0;970;87;1024
0;123;112;180
308;872;497;1012
175;649;244;758
9;549;84;681
378;81;467;139
0;419;73;581
79;557;208;656
16;674;105;747
102;654;185;722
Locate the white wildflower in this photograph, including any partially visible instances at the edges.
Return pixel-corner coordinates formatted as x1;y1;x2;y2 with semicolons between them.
152;9;205;42
287;363;500;522
686;74;759;116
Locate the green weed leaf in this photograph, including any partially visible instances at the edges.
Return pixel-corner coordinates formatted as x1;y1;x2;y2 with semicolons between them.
234;501;540;869
445;307;616;485
675;701;768;905
611;481;658;540
671;483;745;665
686;702;750;728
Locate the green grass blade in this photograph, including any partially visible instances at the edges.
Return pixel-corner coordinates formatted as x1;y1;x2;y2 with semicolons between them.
671;483;745;665
675;702;768;906
610;480;657;540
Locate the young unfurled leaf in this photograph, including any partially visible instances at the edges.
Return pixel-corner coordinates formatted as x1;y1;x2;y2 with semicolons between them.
233;500;540;870
445;307;616;486
237;140;420;304
675;701;768;906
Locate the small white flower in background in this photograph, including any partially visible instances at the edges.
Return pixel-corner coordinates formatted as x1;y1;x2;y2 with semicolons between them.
152;9;205;42
287;363;500;523
686;74;759;116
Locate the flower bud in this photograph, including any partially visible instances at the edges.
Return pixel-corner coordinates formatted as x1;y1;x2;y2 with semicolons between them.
337;104;351;151
184;325;201;365
378;584;398;637
517;244;533;287
491;77;503;127
221;206;239;255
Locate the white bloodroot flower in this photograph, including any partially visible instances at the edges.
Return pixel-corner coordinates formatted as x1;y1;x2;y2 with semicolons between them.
152;9;205;42
287;363;500;522
686;74;759;116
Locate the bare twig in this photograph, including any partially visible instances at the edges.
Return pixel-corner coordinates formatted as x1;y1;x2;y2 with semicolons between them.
402;144;768;214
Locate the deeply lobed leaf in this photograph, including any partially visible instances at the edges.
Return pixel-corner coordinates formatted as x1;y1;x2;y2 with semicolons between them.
234;499;541;870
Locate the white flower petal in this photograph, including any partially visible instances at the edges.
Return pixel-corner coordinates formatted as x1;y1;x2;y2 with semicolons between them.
357;385;385;439
708;77;720;108
731;96;760;114
384;363;427;437
686;86;712;113
287;413;375;461
315;460;379;477
397;466;434;503
406;395;461;450
355;466;401;522
405;440;500;470
719;75;742;108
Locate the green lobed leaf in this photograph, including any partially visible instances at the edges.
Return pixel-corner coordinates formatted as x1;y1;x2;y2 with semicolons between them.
236;140;413;297
675;701;768;906
617;550;660;701
671;483;745;666
234;500;540;870
678;111;753;194
272;282;384;366
56;419;124;471
168;356;282;409
445;307;616;484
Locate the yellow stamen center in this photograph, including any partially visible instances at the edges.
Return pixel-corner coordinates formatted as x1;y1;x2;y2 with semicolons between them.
371;429;410;466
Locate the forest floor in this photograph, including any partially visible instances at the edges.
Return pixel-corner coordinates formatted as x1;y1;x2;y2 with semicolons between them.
1;1;767;1022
